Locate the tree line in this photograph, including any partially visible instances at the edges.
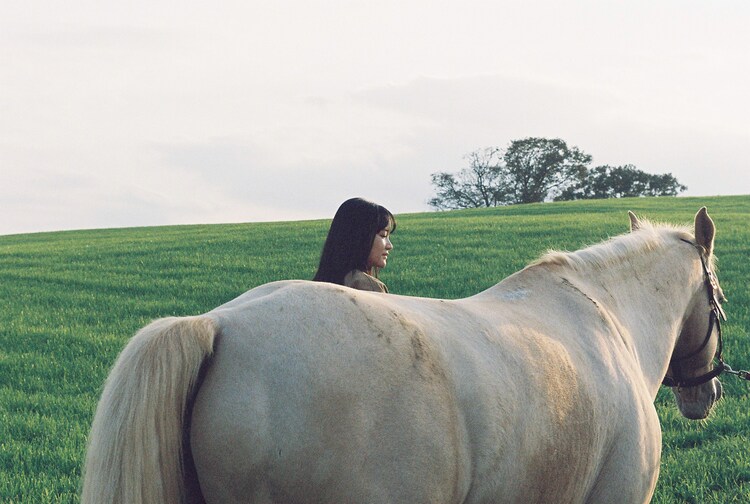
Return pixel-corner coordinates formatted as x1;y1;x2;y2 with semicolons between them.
429;137;687;210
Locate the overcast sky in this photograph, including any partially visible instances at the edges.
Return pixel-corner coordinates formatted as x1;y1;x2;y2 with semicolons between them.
2;0;749;236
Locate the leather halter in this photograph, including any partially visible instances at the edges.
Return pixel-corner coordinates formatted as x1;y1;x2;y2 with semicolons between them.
661;240;727;389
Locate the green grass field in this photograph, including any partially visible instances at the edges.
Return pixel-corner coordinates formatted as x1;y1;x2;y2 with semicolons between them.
1;195;748;503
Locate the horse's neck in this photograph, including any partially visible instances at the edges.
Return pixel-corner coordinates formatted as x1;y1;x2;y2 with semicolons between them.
578;245;700;395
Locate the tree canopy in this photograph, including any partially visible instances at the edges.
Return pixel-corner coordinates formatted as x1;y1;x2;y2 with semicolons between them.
429;137;687;210
556;165;687;201
428;148;507;210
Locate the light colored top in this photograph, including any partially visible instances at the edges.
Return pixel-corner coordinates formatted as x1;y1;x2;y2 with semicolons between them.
343;270;388;293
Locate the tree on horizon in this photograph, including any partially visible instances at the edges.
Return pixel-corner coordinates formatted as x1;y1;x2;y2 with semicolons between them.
429;137;687;210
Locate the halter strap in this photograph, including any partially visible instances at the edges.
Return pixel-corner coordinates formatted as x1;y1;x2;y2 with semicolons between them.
662;240;727;388
662;310;727;388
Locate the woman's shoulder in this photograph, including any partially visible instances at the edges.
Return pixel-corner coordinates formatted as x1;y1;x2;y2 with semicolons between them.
343;270;388;293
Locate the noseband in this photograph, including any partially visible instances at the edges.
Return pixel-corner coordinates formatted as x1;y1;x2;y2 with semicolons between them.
662;240;728;389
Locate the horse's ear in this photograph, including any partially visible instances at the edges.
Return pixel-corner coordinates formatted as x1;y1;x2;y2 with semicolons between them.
694;207;715;256
628;211;641;232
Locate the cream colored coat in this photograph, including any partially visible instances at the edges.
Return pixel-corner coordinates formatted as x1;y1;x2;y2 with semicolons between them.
81;209;723;504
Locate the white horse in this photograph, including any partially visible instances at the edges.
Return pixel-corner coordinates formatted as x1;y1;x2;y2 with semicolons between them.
81;208;726;504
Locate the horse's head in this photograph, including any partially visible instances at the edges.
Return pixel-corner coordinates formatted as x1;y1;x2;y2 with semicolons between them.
644;207;727;419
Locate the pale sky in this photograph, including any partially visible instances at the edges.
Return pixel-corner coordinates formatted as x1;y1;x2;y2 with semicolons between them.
2;0;749;236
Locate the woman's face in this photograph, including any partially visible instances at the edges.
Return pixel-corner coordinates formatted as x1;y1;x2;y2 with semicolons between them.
367;228;393;270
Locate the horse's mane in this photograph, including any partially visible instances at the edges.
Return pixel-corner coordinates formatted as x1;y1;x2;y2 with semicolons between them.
529;219;696;273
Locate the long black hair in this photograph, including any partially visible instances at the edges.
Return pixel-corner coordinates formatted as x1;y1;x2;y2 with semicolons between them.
313;198;396;285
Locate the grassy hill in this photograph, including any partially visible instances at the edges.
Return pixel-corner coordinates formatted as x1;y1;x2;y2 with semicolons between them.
1;195;748;502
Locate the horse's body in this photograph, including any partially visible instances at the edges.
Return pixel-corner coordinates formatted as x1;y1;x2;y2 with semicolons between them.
82;209;724;504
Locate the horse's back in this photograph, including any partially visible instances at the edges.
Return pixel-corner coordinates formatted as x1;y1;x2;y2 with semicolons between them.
191;280;472;503
190;278;659;503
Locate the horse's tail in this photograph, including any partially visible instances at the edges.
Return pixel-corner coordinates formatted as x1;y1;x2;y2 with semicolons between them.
81;316;217;504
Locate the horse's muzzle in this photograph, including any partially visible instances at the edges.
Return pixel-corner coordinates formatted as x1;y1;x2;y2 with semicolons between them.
674;377;722;420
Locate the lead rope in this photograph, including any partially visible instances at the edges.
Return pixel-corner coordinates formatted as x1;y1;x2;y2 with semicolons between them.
722;363;750;381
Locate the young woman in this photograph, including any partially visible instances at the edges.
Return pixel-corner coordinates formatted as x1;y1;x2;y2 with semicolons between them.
313;197;396;293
